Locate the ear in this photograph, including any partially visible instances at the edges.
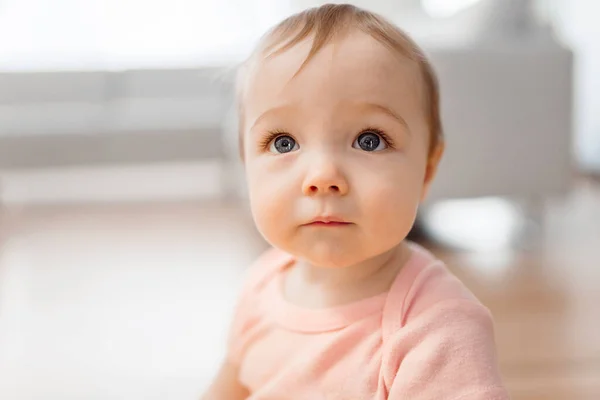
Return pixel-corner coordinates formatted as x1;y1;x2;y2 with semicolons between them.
420;141;445;202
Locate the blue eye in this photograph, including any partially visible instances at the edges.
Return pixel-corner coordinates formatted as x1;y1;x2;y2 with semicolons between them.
353;131;387;152
270;135;299;154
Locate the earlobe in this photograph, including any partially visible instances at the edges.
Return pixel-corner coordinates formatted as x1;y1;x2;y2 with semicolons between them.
420;141;445;202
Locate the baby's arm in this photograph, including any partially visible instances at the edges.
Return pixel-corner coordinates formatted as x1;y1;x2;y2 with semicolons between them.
202;248;281;399
201;360;249;400
386;300;509;399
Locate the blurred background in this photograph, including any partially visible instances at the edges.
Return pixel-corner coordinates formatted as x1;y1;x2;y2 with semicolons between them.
0;0;599;399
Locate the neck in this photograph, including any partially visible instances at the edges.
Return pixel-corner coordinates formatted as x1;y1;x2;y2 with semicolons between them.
294;241;409;293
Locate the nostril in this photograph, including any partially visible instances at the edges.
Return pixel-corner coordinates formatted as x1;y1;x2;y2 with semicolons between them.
307;185;342;194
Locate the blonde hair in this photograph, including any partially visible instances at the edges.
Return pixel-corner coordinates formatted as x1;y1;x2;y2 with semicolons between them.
236;3;443;159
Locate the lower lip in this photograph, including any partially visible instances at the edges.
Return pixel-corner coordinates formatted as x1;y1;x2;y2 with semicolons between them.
306;221;351;227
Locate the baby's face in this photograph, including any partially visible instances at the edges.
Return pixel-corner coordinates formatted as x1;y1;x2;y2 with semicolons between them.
242;31;437;268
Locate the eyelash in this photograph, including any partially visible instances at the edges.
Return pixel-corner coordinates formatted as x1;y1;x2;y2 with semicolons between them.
360;127;395;149
258;129;289;150
258;127;395;150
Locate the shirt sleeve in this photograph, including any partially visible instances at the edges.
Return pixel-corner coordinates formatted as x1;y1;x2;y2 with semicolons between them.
385;300;510;400
226;277;255;366
226;247;282;366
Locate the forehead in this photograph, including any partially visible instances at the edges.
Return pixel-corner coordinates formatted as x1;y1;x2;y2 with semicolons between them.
242;31;423;120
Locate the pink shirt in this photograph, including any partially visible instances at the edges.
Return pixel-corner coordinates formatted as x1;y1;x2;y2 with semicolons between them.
228;242;509;399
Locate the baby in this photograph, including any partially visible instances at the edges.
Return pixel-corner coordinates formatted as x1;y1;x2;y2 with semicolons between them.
204;3;508;399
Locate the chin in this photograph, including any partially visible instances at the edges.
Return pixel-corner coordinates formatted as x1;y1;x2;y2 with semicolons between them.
296;241;365;269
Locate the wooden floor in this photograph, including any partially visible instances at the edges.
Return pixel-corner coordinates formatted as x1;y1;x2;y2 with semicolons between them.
0;180;599;399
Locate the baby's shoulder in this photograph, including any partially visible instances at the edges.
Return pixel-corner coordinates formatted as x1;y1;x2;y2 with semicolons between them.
239;247;293;296
383;242;487;333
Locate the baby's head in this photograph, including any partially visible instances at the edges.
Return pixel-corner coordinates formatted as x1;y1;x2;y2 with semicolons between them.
237;3;444;268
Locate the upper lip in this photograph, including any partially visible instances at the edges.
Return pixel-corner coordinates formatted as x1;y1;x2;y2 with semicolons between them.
305;216;350;224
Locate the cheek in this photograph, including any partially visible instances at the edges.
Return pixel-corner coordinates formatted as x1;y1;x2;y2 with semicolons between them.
245;160;297;243
357;159;426;237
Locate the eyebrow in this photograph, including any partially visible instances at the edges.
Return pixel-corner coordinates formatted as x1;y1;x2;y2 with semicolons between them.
248;102;410;134
249;104;296;133
355;102;410;132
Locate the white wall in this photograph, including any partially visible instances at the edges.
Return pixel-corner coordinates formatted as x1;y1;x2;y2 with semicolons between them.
551;0;600;172
0;0;288;71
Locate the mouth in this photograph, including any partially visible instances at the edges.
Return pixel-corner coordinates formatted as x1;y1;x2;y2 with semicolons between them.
304;217;352;227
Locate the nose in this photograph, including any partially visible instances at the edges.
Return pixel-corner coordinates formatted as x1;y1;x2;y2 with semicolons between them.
302;157;349;196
